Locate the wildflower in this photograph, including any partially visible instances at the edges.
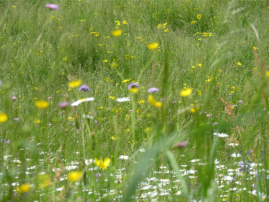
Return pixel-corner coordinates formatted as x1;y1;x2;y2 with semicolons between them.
213;133;229;138
67;171;83;182
164;29;169;32
16;183;31;193
69;80;82;88
138;100;145;104
12;96;17;100
231;153;241;158
38;174;51;188
198;63;202;68
180;88;192;97
58;101;70;108
148;87;159;93
175;141;187;148
191;21;196;24
71;97;95;106
238;100;243;103
110;61;118;69
34;119;40;124
128;83;140;93
147;43;159;50
253;46;258;50
197;14;202;19
79;84;90;92
122;79;130;83
115;97;130;102
111;29;122;37
111;136;116;140
45;4;59;10
119;155;129;160
190;108;196;113
236;62;242;66
148;95;163;108
35;100;49;109
0;113;7;123
144;127;151;133
94;158;110;170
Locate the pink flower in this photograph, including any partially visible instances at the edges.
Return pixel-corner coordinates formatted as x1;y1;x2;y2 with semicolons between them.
45;4;59;10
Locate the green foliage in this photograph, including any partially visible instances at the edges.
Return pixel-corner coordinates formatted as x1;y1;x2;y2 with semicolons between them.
0;0;269;201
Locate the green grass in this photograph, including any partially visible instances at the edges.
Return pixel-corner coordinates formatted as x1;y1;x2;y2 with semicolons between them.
1;0;269;201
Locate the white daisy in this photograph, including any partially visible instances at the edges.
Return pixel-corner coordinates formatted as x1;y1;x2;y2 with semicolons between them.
115;97;131;102
231;153;241;158
119;155;129;160
71;97;94;106
213;133;229;138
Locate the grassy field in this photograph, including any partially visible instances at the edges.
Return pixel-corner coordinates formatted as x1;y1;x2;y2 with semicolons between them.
1;0;269;201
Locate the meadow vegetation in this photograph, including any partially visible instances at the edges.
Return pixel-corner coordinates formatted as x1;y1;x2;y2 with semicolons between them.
1;0;269;201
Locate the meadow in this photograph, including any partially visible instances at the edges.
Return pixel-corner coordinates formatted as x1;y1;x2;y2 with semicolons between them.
1;0;269;201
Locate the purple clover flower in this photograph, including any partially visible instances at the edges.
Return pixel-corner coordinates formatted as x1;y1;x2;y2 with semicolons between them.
234;105;238;108
79;84;90;92
175;141;187;148
147;87;159;93
238;100;243;103
128;83;140;90
12;96;17;101
45;4;59;10
58;101;70;108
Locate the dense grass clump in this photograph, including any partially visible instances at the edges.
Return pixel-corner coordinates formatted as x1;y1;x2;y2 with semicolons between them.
1;0;269;201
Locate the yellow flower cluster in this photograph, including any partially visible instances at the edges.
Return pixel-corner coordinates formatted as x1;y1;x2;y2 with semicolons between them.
94;158;111;170
148;95;162;108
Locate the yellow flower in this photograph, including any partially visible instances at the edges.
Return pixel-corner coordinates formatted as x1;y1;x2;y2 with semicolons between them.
190;108;196;113
236;62;242;66
35;100;49;109
197;14;202;19
144;127;152;133
38;174;51;188
94;158;111;170
115;20;120;26
110;61;118;69
0;113;8;123
266;71;269;77
148;95;163;108
180;88;192;97
16;183;31;193
111;136;116;140
122;79;130;83
147;43;159;50
191;21;196;24
129;88;138;93
68;80;82;88
123;21;128;24
67;171;83;182
111;29;122;37
164;29;169;32
34;119;41;124
138;100;145;104
253;46;258;50
198;63;202;68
